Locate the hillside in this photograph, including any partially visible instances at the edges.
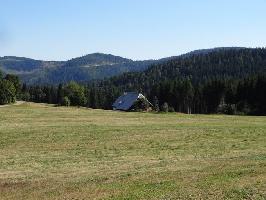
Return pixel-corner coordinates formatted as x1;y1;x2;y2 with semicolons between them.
0;53;157;85
108;48;266;86
1;47;257;85
0;56;65;73
85;48;266;114
0;103;265;199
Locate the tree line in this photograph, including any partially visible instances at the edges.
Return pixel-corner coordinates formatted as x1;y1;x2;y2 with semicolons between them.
2;72;264;115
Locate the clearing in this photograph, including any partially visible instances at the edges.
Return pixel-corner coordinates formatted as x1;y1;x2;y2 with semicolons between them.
0;102;265;199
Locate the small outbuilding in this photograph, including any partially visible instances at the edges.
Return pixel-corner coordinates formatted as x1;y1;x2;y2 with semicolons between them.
112;92;153;111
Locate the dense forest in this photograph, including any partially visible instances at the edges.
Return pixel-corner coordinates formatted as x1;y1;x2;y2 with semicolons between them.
1;48;266;115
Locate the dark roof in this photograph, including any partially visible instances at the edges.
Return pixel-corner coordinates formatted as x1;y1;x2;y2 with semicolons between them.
112;92;144;111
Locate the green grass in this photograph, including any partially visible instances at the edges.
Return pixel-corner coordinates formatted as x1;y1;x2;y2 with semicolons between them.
0;102;265;199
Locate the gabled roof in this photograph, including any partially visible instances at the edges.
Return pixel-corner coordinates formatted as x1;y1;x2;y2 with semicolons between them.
113;92;149;111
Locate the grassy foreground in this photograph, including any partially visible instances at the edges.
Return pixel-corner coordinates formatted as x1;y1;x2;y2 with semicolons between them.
0;103;265;200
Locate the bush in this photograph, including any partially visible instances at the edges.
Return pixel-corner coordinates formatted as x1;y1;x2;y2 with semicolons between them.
4;74;21;96
61;96;71;107
64;81;86;106
161;102;169;112
21;92;31;101
153;96;160;112
168;106;175;113
218;104;237;115
0;80;16;105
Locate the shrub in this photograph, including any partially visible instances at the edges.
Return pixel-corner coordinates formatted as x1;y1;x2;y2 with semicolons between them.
161;102;169;112
0;80;16;105
64;81;86;106
61;96;71;107
168;106;175;113
218;104;237;115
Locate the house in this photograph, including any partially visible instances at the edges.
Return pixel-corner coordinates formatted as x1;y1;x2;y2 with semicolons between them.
112;92;153;111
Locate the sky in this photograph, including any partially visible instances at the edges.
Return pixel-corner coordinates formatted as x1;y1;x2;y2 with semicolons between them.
0;0;266;61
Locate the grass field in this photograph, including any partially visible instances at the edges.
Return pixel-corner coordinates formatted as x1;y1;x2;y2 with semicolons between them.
0;102;265;200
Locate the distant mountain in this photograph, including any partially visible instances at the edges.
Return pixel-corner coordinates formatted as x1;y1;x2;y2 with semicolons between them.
65;53;132;67
1;48;264;85
0;53;158;85
0;56;65;73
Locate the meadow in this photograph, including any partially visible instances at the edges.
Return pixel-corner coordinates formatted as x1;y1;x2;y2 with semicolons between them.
0;103;265;199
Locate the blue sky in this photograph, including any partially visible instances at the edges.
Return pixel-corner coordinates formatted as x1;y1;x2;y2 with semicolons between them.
1;0;266;61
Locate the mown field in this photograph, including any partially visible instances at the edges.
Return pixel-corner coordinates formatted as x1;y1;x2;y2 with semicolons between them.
0;103;265;200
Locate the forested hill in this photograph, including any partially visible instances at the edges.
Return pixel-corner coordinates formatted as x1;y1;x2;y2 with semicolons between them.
64;53;132;67
3;48;264;85
0;53;158;85
107;48;266;89
0;56;65;72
